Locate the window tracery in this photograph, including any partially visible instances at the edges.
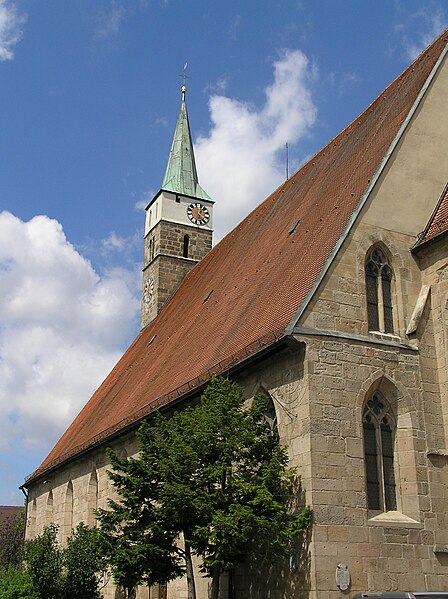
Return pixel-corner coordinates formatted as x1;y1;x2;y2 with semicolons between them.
363;394;397;513
365;247;394;333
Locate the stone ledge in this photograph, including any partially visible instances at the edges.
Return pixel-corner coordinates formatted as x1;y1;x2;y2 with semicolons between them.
367;511;421;528
434;545;448;554
292;326;418;351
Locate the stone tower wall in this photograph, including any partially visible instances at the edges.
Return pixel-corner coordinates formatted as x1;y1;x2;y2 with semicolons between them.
141;220;212;328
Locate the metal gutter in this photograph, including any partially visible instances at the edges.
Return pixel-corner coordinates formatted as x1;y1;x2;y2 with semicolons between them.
285;40;448;335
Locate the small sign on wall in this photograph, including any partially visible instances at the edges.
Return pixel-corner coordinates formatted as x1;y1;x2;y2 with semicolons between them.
336;563;350;591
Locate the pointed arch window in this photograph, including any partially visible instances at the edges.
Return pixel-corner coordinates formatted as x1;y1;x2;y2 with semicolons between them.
363;394;397;513
365;247;394;333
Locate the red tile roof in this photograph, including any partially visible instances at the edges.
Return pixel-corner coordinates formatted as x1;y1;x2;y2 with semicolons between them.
415;183;448;246
0;506;23;529
27;30;448;484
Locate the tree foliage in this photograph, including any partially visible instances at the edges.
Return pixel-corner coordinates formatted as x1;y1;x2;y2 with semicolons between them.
98;377;311;598
64;522;106;599
0;566;36;599
24;524;62;599
24;523;105;599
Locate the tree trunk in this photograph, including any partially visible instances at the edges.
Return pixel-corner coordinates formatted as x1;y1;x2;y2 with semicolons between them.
209;565;221;599
184;538;196;599
126;587;136;599
228;568;235;599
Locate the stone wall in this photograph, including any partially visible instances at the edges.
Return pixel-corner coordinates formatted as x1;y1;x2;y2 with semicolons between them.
141;220;212;328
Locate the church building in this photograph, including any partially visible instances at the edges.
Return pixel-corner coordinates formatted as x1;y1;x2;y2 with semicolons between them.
23;29;448;598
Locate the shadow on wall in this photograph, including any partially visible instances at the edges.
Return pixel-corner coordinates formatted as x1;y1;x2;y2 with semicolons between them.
115;587;136;599
235;478;311;599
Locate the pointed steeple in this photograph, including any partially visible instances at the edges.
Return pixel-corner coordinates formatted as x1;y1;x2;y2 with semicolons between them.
162;85;211;200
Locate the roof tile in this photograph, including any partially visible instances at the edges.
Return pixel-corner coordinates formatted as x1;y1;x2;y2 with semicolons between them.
416;183;448;245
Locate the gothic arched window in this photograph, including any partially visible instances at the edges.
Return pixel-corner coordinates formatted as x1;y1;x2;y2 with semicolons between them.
363;394;397;513
365;247;394;334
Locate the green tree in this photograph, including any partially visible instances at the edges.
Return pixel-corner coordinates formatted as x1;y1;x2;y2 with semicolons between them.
24;523;105;599
0;566;36;599
98;377;311;599
64;522;106;599
24;525;62;599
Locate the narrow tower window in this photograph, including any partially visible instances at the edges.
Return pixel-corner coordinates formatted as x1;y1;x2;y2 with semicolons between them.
365;247;394;333
183;234;189;258
363;394;397;513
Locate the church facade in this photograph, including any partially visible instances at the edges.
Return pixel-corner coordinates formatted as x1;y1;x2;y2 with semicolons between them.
23;30;448;598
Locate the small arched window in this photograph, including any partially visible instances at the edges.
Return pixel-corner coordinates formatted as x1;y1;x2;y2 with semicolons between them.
365;247;394;333
183;234;190;258
363;394;397;513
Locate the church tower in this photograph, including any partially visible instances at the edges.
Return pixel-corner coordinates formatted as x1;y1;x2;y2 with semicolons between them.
141;84;214;328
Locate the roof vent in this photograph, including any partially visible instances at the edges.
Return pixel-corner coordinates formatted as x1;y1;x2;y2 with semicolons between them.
147;335;157;346
203;289;213;302
288;219;301;235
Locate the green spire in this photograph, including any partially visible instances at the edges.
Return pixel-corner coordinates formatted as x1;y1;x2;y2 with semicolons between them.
161;86;211;200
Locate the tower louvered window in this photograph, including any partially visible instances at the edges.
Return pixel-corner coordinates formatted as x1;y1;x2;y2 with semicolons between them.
363;394;397;513
365;248;394;334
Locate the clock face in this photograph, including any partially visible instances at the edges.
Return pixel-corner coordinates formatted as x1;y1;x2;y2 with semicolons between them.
187;203;210;226
143;277;154;303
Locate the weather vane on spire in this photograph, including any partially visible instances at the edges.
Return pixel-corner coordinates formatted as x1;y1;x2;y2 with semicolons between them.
180;62;190;96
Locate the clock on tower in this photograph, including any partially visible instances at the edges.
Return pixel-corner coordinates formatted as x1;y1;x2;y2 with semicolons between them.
141;82;214;329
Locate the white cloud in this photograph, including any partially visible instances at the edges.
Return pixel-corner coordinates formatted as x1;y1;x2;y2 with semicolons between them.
0;212;140;451
134;190;155;211
102;231;127;251
94;1;126;40
195;49;317;241
396;4;447;60
155;116;169;127
0;0;25;61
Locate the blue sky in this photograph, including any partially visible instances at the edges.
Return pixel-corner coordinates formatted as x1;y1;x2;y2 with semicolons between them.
0;0;447;505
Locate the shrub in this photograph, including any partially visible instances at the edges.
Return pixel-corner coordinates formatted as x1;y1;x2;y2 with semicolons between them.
0;566;36;599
